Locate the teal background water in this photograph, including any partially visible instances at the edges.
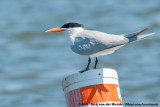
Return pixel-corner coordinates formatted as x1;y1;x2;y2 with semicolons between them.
0;0;160;107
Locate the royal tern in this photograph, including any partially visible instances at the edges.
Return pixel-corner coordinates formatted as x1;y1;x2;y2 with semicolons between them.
46;22;154;73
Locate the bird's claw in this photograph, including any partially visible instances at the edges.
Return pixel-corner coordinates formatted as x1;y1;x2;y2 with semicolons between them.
79;69;90;73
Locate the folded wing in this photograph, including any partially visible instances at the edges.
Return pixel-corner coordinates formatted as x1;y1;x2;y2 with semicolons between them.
70;30;127;55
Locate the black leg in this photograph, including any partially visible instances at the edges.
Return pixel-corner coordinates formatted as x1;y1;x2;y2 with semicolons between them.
80;57;91;73
94;57;98;69
86;57;91;70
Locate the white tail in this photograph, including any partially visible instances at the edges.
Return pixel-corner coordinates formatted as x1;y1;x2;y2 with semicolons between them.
138;33;155;40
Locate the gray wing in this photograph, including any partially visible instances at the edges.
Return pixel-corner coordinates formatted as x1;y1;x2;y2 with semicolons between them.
70;36;128;55
70;28;154;56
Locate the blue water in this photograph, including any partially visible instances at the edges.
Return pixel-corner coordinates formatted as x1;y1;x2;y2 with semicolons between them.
0;0;160;107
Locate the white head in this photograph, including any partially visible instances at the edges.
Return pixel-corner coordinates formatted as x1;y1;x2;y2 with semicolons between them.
46;22;84;35
45;22;85;44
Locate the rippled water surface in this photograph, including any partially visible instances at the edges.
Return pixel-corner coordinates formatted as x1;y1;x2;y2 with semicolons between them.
0;0;160;107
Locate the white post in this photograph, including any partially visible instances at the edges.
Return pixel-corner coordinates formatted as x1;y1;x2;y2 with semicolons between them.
62;68;123;107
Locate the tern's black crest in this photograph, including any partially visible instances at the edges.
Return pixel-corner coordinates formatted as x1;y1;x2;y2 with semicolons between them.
61;22;83;28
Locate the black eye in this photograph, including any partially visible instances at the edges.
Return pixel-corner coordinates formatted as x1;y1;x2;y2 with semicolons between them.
66;25;69;28
61;24;68;28
70;25;74;28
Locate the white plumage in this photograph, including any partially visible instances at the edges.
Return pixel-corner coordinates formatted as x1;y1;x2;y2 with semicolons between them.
65;27;154;58
46;22;154;73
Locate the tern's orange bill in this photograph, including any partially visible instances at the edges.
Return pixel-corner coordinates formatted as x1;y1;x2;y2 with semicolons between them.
45;27;65;32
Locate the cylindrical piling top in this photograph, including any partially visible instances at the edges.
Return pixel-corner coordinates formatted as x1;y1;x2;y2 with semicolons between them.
62;68;122;107
62;68;118;94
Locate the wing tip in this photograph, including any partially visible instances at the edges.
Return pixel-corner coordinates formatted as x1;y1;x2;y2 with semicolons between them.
138;28;149;34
